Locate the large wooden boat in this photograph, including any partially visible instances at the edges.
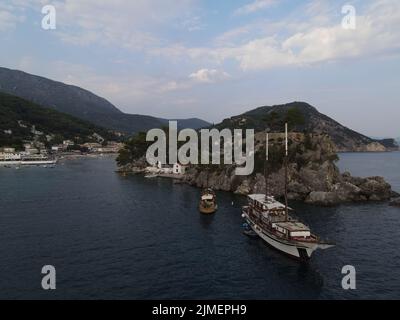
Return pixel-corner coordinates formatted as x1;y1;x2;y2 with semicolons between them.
199;188;218;214
242;194;334;259
241;125;334;260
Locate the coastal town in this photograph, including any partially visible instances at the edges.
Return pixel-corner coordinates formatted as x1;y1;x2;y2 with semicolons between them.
0;129;123;166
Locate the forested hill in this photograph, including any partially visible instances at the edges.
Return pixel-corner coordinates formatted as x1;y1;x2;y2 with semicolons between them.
214;102;398;152
0;67;210;134
0;92;118;149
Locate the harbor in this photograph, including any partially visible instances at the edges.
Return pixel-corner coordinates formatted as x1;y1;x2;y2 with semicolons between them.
0;141;122;167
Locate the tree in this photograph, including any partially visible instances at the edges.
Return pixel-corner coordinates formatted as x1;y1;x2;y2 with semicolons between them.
285;107;305;129
116;132;151;166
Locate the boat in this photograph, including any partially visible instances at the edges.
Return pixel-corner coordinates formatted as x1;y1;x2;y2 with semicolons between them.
241;125;334;260
20;155;57;166
242;223;258;237
144;173;158;178
0;154;57;166
199;188;218;214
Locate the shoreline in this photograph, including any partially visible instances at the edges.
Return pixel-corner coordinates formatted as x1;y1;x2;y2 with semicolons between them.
0;153;118;168
117;162;399;207
58;152;118;162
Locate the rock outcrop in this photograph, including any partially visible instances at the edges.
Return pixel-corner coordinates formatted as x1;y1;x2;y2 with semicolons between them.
390;198;400;207
214;102;399;152
181;133;395;206
117;130;396;207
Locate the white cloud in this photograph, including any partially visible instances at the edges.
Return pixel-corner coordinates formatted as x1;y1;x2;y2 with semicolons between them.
9;0;196;50
159;80;192;93
233;0;276;16
157;0;400;71
189;69;230;83
0;8;24;31
181;15;205;32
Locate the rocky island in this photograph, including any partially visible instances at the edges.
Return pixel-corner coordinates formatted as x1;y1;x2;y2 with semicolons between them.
117;103;399;206
181;132;397;206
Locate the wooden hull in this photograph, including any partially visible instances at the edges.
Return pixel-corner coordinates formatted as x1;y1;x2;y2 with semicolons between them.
199;204;218;215
243;212;332;260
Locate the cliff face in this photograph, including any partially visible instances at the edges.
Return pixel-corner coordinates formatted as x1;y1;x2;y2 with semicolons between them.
116;102;398;206
182;133;395;206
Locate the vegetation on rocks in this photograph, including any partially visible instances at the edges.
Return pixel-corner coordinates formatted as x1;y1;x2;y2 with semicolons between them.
117;106;396;206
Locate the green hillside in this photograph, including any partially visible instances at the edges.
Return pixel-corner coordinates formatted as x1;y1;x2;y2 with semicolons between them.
0;67;210;134
0;92;118;150
214;102;398;151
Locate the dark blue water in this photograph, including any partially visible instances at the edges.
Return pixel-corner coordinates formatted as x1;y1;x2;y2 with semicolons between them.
0;153;399;299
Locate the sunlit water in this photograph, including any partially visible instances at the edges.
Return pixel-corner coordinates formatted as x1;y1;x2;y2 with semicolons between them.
0;153;399;299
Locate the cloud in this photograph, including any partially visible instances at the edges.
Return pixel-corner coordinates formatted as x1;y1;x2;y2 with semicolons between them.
157;0;400;71
0;7;25;31
189;69;230;83
233;0;276;16
181;15;205;32
9;0;196;50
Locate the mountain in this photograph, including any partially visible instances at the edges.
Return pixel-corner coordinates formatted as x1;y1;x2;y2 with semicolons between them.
0;67;210;134
214;101;398;152
0;92;117;149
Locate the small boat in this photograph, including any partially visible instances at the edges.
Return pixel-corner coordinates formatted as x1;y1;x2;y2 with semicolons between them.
199;188;218;214
145;173;158;178
243;229;258;237
242;223;258;237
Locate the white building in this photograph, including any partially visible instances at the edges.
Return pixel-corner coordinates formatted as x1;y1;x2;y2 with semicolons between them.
92;133;105;143
145;161;174;174
173;163;187;175
31;125;43;136
0;152;21;161
25;147;39;155
63;140;74;148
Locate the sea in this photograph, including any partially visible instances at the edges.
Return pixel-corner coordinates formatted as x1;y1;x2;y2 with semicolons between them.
0;152;399;299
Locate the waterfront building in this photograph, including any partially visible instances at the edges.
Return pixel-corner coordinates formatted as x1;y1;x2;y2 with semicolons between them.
173;163;187;175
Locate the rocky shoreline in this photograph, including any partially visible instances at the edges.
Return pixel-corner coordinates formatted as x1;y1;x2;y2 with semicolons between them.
390;198;400;207
117;132;399;207
180;167;399;207
117;162;399;207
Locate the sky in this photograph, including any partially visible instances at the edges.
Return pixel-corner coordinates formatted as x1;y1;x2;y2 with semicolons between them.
0;0;399;137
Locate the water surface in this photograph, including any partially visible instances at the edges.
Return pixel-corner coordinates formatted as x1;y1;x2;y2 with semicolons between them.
0;153;399;299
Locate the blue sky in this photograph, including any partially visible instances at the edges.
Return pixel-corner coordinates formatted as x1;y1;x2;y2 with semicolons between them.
1;0;399;137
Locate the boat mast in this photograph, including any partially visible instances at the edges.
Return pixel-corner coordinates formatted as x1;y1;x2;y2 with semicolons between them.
265;131;269;198
206;167;209;189
284;123;289;220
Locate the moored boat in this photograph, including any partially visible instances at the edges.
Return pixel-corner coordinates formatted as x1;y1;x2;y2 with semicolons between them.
242;194;334;259
241;125;334;260
199;188;218;214
0;154;57;166
144;173;158;178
